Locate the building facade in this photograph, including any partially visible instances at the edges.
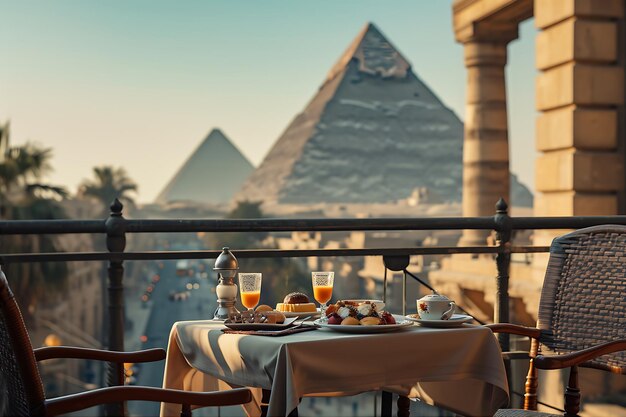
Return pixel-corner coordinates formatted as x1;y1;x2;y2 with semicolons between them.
436;0;626;412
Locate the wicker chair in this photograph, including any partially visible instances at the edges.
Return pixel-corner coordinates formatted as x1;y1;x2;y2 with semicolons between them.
0;267;252;417
489;225;626;417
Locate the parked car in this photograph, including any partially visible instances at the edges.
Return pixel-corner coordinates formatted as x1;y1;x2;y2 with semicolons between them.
176;260;190;276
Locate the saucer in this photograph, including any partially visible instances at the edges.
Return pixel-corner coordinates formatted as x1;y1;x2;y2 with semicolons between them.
405;314;474;328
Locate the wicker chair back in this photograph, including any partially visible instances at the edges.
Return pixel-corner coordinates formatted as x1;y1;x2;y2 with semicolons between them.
0;268;46;416
537;225;626;373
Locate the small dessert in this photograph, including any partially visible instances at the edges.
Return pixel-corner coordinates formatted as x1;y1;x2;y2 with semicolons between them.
227;309;285;324
381;311;396;324
341;317;360;325
276;292;317;313
327;313;343;325
360;316;381;326
325;304;339;316
324;300;395;326
337;306;355;319
264;311;286;324
255;304;273;313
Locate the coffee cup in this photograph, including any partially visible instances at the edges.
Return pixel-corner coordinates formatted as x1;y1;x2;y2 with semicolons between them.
417;292;456;320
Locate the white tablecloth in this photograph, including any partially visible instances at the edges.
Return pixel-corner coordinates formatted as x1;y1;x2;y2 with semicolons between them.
161;321;509;417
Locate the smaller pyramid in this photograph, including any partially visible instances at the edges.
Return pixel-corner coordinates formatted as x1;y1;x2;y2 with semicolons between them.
155;129;253;205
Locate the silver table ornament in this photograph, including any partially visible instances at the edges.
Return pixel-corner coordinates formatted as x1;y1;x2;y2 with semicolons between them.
213;247;240;320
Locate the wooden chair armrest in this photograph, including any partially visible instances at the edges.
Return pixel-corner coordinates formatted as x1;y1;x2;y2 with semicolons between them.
34;346;166;363
485;323;542;339
534;339;626;370
501;351;531;361
45;386;252;417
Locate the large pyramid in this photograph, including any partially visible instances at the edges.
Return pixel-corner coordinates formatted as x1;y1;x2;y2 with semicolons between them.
236;23;466;205
155;129;254;205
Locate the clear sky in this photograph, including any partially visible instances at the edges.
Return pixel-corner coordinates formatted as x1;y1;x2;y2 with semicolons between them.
0;0;536;204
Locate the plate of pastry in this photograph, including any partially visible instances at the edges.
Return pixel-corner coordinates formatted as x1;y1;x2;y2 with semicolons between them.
313;300;413;333
314;315;413;333
224;305;298;330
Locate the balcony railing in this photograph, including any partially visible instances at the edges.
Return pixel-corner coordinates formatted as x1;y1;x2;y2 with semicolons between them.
4;197;626;416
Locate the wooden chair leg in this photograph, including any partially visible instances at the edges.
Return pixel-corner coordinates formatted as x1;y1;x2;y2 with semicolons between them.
397;395;410;417
524;358;538;410
564;366;580;417
180;404;191;417
381;391;393;417
260;389;271;417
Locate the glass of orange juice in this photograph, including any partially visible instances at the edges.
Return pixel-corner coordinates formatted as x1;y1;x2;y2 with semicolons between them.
238;273;262;312
312;271;334;321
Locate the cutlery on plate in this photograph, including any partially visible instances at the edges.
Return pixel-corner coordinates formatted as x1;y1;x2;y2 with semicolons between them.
289;317;312;330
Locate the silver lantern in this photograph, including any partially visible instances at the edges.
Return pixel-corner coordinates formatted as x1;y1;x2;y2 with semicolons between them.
213;247;240;320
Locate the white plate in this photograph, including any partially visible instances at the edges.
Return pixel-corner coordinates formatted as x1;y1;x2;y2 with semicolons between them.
405;314;474;328
340;299;384;305
313;315;413;333
224;316;298;331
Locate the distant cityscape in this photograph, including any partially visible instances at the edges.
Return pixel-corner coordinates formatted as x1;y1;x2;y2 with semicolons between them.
3;0;625;413
6;22;504;417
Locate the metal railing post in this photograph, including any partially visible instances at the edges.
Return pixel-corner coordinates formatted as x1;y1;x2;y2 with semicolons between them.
494;197;512;403
382;255;410;314
105;198;126;417
494;198;511;351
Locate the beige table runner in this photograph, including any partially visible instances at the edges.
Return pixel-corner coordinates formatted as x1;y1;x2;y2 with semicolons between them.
161;321;509;417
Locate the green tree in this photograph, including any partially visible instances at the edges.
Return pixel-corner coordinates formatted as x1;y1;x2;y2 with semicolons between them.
0;142;69;320
0;143;67;203
78;166;138;216
227;200;264;219
77;166;139;333
207;201;268;248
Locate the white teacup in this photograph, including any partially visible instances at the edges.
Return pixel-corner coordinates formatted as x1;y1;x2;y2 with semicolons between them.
417;292;456;320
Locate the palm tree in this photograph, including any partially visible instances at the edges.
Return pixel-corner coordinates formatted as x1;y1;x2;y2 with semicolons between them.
0;143;67;203
0;142;69;321
78;166;138;365
78;166;138;216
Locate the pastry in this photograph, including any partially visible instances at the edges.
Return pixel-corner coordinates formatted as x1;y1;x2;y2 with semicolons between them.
324;300;391;325
325;304;339;316
276;302;317;312
283;292;310;304
276;291;317;312
255;304;273;313
264;311;286;324
327;313;343;325
360;316;382;326
341;316;360;325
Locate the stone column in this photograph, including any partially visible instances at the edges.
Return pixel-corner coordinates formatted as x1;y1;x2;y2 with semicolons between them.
534;0;625;241
460;40;511;246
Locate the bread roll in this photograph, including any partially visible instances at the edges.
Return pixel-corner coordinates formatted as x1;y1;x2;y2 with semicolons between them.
283;292;310;304
255;304;273;313
360;316;382;326
341;317;360;325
